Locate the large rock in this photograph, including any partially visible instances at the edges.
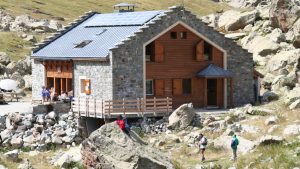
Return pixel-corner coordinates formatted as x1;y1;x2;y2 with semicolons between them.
167;103;195;130
256;135;284;146
10;15;35;32
218;10;258;31
81;123;174;169
267;49;300;72
4;149;20;162
265;116;279;125
226;0;263;8
244;35;280;56
283;124;300;135
262;91;279;102
284;87;300;105
289;99;300;109
0;52;11;65
269;0;300;32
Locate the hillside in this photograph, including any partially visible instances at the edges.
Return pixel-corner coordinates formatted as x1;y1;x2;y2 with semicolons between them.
0;0;230;22
0;0;230;61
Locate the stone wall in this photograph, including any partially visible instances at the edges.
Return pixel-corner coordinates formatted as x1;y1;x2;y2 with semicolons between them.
111;6;254;106
32;59;45;99
73;60;113;100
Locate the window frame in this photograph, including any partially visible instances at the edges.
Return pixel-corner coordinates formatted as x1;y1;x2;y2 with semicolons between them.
170;32;177;39
204;41;213;61
146;79;154;96
79;76;91;96
180;32;187;39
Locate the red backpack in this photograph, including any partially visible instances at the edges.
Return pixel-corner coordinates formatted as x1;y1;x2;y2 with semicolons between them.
116;120;125;130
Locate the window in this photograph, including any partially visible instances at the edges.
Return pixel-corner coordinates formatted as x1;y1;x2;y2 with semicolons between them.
146;42;155;62
146;80;154;95
180;32;187;39
182;79;191;95
74;40;93;48
170;32;177;39
204;41;213;61
80;78;91;95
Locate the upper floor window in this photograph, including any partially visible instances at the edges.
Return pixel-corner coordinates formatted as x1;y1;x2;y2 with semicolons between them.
204;41;213;61
170;32;177;39
180;32;187;39
146;42;155;62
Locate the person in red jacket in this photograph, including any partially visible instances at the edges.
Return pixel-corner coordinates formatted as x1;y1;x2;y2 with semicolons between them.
116;115;126;131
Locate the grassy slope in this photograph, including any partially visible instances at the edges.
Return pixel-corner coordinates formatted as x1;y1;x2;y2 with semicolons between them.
0;0;230;61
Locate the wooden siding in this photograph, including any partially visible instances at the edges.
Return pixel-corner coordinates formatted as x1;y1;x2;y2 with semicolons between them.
146;24;224;108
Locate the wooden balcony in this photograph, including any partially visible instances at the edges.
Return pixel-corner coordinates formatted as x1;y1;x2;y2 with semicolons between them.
72;97;173;119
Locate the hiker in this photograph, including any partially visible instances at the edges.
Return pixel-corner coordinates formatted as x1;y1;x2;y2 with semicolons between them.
231;134;239;161
197;133;208;162
116;115;130;135
41;86;47;104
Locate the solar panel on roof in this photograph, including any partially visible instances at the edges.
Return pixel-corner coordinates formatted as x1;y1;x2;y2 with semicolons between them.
83;11;163;27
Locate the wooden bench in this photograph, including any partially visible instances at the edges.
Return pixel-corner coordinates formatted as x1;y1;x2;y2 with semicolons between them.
3;92;19;102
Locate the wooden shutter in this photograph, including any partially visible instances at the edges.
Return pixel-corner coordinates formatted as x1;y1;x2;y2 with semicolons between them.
155;41;164;62
196;40;204;61
155;79;164;96
173;79;182;95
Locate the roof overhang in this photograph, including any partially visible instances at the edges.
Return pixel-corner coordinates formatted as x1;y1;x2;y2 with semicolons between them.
197;64;234;78
31;55;109;61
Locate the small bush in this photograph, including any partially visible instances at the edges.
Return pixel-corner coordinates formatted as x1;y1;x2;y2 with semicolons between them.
172;159;184;169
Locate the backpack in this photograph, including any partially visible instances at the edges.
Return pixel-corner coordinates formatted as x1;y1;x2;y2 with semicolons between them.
202;137;208;146
116;120;125;130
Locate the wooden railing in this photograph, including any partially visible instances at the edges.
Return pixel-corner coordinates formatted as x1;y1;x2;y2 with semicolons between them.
72;97;172;118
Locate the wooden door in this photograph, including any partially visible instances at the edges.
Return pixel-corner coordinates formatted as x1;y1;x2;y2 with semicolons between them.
155;79;164;97
207;79;217;106
173;79;182;95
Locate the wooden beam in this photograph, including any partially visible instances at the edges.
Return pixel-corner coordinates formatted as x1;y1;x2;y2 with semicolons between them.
204;77;207;108
230;78;233;108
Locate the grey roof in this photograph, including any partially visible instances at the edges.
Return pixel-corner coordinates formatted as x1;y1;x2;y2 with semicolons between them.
114;3;135;7
197;64;234;78
32;10;165;59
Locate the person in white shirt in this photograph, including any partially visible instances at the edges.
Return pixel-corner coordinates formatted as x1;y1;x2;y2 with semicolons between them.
197;133;207;162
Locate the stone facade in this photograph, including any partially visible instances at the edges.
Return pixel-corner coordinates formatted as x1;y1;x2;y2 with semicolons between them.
111;6;254;106
32;59;45;99
73;60;113;100
31;6;254;107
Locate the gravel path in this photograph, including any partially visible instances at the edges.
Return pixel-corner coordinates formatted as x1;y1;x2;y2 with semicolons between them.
0;101;32;116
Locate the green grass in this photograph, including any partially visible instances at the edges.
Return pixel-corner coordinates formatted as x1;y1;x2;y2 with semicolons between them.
0;32;32;61
0;0;230;61
0;0;230;22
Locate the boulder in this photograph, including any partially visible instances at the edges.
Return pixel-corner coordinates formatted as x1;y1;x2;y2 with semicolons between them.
289;99;300;109
269;0;300;32
218;10;258;31
265;116;279;126
245;35;280;56
256;135;284;146
262;91;279;102
226;0;263;8
267;28;285;43
81;122;174;169
167;103;195;130
23;75;32;89
4;149;20;162
0;129;13;142
24;35;37;43
10;15;35;32
283;124;300;135
284;87;300;105
286;18;300;43
0;52;11;65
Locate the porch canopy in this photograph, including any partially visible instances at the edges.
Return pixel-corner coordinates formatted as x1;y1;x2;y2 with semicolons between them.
197;63;233;78
197;63;234;108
